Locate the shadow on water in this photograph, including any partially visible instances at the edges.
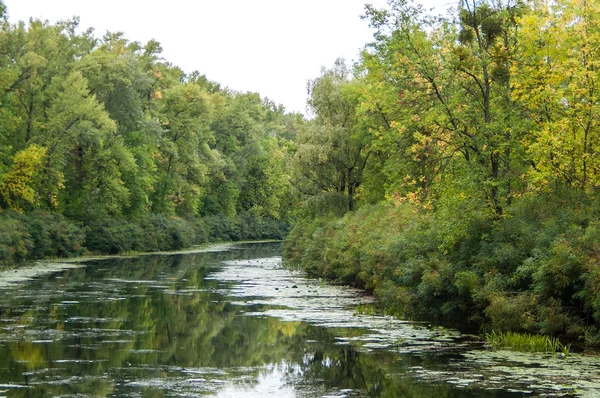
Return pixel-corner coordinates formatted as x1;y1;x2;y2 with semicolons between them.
0;242;591;397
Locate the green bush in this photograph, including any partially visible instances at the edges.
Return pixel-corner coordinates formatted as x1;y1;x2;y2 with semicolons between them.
84;218;143;254
283;189;600;342
201;213;289;243
0;211;85;267
204;215;240;242
27;211;85;258
0;212;34;266
0;208;289;268
138;215;196;251
261;218;289;239
190;217;209;244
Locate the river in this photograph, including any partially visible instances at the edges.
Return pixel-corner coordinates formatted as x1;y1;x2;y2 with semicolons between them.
0;242;598;397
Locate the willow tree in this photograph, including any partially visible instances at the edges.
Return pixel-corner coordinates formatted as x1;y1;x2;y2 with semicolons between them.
40;70;134;219
152;82;216;216
291;60;373;213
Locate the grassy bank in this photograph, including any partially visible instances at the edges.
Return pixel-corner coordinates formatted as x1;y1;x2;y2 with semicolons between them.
284;190;600;345
0;210;289;269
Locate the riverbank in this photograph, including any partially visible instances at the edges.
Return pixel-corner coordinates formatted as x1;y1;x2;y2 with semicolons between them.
0;241;242;288
283;190;600;346
0;209;289;270
1;241;599;396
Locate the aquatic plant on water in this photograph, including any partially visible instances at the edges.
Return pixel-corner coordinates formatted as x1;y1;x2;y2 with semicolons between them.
354;303;377;316
485;331;570;355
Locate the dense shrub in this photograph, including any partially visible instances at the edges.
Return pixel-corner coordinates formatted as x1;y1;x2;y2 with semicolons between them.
84;212;288;255
85;218;144;254
261;218;289;240
204;215;241;242
190;218;209;244
0;210;289;268
283;191;600;344
203;212;289;242
0;210;85;266
0;212;34;265
26;211;86;258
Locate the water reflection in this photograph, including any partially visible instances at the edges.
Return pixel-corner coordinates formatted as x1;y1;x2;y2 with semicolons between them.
0;243;589;397
0;244;373;396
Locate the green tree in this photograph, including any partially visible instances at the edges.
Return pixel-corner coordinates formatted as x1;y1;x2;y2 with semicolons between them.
38;70;132;219
152;82;215;216
291;60;373;213
362;0;528;213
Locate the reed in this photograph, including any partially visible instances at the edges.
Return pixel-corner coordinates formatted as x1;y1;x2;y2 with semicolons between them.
486;331;570;355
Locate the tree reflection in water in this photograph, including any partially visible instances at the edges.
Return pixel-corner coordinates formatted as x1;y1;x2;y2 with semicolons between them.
0;243;519;397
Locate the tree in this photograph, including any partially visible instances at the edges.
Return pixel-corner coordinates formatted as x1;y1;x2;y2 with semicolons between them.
291;60;373;213
37;70;133;219
0;1;6;21
2;18;95;152
0;145;47;211
152;82;215;216
359;5;457;205
514;0;600;190
362;0;528;213
453;0;527;213
77;34;170;219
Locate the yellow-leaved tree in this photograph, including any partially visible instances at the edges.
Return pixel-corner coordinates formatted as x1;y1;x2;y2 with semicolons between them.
0;145;50;212
514;0;600;190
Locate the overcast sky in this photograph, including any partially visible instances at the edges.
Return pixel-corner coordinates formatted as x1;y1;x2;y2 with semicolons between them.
5;0;452;115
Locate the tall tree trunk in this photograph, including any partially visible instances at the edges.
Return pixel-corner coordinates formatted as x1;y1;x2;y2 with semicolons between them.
347;168;354;212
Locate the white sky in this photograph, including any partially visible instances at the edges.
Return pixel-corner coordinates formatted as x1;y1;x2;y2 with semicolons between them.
5;0;453;115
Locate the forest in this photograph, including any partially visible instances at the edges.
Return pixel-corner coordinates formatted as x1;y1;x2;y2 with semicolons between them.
2;0;600;343
0;1;300;260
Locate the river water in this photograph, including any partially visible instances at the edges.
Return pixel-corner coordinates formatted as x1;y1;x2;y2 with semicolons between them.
0;242;599;397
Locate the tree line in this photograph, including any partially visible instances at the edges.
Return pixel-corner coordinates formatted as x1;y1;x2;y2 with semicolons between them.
0;2;300;262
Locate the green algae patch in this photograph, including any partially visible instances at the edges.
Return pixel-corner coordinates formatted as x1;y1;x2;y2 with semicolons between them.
0;261;85;288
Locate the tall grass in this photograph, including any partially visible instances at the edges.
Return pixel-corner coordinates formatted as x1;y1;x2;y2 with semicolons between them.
486;331;570;355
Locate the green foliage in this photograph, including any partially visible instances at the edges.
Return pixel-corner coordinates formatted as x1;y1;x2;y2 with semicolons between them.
0;212;34;264
285;187;600;342
0;145;47;211
283;0;600;347
290;60;374;213
139;215;197;251
0;8;295;267
84;218;144;254
25;211;85;258
0;210;85;266
6;0;600;352
202;212;289;243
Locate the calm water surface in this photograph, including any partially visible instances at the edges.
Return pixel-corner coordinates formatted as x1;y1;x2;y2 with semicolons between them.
0;242;598;397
